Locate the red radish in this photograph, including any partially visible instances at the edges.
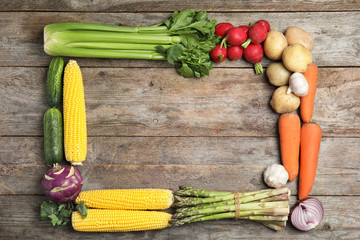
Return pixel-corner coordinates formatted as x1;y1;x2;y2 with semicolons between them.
223;27;247;46
238;25;250;33
215;23;234;38
242;23;268;48
243;43;264;74
210;43;227;63
256;20;271;32
227;45;243;61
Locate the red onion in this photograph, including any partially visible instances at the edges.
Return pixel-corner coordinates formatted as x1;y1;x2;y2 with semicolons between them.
290;198;324;231
42;164;83;203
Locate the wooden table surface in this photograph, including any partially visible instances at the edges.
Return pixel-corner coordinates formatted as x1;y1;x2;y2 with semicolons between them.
1;1;360;239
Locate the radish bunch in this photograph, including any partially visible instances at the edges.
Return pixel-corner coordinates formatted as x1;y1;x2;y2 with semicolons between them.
210;20;271;74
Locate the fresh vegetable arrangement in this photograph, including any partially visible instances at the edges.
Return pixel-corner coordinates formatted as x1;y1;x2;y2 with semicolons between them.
44;9;220;78
260;24;323;230
41;186;290;232
41;57;88;226
40;11;325;234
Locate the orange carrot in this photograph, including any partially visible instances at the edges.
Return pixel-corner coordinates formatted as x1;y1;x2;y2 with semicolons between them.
300;63;319;122
278;113;301;182
298;123;322;200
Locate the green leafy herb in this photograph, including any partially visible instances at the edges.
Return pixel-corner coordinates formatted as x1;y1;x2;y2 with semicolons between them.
158;10;220;78
40;200;88;227
165;44;186;65
75;201;88;219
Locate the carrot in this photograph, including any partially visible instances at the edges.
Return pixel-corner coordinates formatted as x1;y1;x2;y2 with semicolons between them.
278;113;301;182
300;63;319;122
298;123;322;200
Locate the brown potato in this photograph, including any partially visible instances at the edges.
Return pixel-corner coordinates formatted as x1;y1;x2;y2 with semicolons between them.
270;86;300;113
282;44;312;72
285;26;314;51
264;30;288;60
266;62;291;86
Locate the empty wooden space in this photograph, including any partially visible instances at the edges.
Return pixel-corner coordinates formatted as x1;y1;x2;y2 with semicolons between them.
0;0;359;239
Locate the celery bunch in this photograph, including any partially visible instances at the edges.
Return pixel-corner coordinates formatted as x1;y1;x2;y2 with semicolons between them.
44;9;220;78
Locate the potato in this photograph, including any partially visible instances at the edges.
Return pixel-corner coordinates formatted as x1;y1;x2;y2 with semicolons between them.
270;86;300;114
266;62;291;86
282;44;312;72
285;26;314;51
264;30;288;60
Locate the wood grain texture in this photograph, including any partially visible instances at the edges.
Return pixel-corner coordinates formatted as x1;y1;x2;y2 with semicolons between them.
1;67;359;137
1;136;359;195
0;12;359;67
1;195;359;239
1;0;359;12
1;3;359;237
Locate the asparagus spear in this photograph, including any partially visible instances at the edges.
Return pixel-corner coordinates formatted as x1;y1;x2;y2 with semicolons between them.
173;201;289;218
172;212;288;226
259;222;285;231
173;187;289;207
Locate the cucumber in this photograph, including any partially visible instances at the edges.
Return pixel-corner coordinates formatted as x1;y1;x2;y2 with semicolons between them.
44;108;64;166
46;57;64;107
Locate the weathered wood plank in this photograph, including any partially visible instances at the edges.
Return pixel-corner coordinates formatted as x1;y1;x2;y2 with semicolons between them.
0;12;359;67
1;67;359;137
1;0;359;12
1;195;359;239
1;136;358;167
0;136;359;195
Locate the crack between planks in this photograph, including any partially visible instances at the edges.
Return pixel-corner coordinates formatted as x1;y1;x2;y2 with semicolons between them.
0;10;360;13
1;135;360;139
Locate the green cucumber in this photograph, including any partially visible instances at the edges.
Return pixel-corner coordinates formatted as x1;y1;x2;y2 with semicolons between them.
46;57;64;107
44;108;64;166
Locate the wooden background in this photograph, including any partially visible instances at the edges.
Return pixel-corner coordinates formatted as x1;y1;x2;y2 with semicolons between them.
1;0;360;239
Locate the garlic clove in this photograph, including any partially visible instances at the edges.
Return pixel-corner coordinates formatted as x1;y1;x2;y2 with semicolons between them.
287;72;309;97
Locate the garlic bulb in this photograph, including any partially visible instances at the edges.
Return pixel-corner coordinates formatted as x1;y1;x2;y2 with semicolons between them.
263;164;289;188
286;72;309;97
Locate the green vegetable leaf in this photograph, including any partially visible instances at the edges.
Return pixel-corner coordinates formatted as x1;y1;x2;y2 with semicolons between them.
159;9;219;78
75;201;88;219
40;201;73;227
155;45;167;54
40;201;59;221
164;9;216;37
168;9;196;30
166;44;185;65
60;208;72;218
48;214;61;226
194;11;208;22
176;62;194;78
179;34;199;49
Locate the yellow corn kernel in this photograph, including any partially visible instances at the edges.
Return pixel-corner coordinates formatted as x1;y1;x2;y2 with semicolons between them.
75;189;174;210
63;60;87;165
72;209;172;232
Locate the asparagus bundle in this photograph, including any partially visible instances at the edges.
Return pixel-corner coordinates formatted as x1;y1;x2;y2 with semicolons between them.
171;186;291;231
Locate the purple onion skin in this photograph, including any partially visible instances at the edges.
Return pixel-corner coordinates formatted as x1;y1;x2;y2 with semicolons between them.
42;164;83;203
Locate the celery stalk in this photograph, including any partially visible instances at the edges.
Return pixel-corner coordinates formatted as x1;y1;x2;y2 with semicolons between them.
45;42;166;60
51;31;181;45
44;22;170;38
66;42;172;51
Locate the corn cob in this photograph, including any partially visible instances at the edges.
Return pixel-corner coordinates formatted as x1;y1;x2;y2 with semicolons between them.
63;60;87;165
72;209;172;232
75;189;174;210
